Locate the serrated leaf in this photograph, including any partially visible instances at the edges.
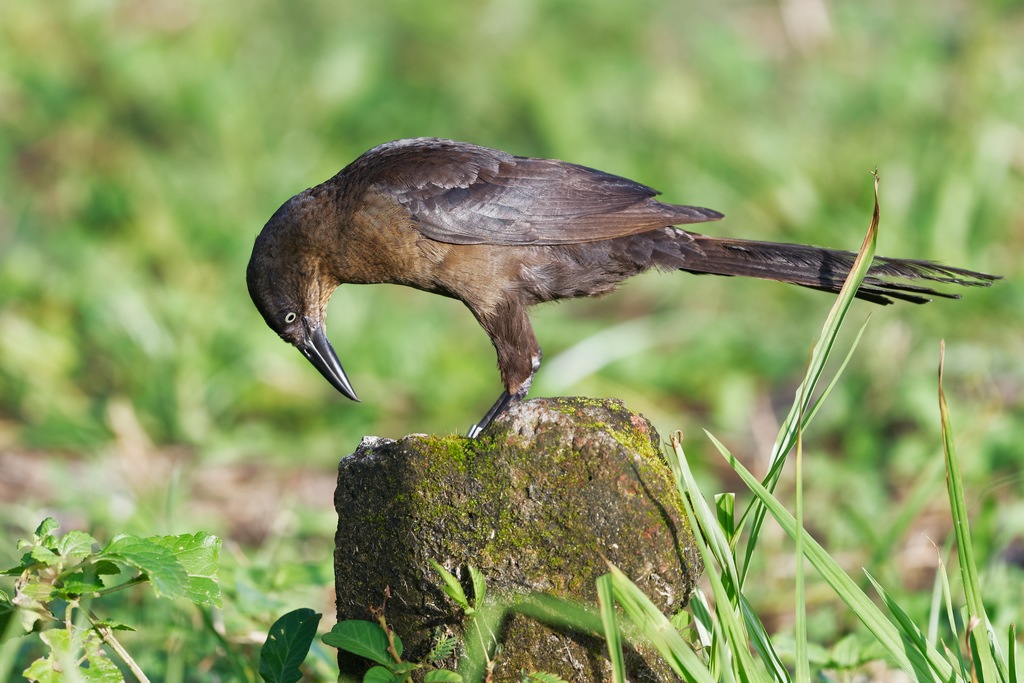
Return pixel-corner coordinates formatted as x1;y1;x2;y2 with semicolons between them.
92;618;136;632
79;629;125;682
429;560;470;612
22;656;54;683
258;608;322;683
24;628;123;683
149;532;222;607
17;579;54;605
323;620;393;666
93;560;121;575
56;530;98;564
58;571;105;597
101;535;188;599
12;578;55;632
34;518;60;546
424;670;462;682
363;666;398;683
28;546;59;566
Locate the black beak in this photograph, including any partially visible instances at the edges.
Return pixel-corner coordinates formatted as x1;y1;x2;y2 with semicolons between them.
299;322;359;402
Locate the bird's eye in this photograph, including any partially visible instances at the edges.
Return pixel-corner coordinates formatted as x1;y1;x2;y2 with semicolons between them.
283;311;297;324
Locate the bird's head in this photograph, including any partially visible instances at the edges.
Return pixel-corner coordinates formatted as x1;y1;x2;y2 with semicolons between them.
246;194;359;402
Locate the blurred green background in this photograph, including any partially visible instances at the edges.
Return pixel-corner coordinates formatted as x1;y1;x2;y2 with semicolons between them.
1;0;1021;677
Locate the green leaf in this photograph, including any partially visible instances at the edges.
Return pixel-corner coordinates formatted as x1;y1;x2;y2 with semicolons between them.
669;609;691;631
523;673;569;682
427;634;459;663
12;582;53;632
468;565;486;609
714;493;735;542
100;534;188;600
56;530;98;563
17;578;55;606
0;591;24;641
27;546;59;567
258;608;322;683
363;666;398;683
23;628;123;683
22;656;54;682
78;628;125;682
429;560;471;612
148;532;222;607
389;660;415;676
457;602;505;682
34;519;60;547
91;618;136;632
93;560;121;575
508;593;603;638
323;620;393;666
424;669;462;682
58;571;105;597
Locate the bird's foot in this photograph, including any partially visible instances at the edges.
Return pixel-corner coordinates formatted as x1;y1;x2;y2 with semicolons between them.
466;389;518;438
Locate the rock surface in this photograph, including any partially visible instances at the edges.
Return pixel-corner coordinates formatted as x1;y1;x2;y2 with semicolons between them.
334;397;702;681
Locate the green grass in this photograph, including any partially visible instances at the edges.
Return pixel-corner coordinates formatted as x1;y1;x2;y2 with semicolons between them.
1;0;1021;680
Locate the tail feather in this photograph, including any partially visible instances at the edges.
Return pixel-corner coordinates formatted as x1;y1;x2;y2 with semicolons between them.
679;234;999;305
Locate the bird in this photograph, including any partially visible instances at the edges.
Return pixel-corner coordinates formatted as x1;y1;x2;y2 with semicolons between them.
246;137;998;437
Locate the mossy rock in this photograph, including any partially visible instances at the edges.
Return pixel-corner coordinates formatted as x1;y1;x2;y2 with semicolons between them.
334;397;702;681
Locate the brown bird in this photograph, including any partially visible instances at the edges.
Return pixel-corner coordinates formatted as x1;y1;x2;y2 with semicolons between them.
246;138;998;436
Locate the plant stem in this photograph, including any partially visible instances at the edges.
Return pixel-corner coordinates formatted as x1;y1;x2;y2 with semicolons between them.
89;609;151;683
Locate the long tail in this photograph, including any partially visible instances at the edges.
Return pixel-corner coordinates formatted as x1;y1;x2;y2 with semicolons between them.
677;233;999;305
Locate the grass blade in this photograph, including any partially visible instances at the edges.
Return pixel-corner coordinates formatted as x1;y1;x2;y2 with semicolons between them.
606;563;717;683
738;595;790;683
713;436;959;682
1008;623;1017;683
674;481;761;682
596;575;626;683
794;415;809;683
938;342;1000;683
673;434;789;682
739;172;881;586
864;570;958;681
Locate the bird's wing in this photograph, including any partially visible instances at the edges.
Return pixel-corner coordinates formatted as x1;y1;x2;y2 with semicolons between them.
355;138;722;245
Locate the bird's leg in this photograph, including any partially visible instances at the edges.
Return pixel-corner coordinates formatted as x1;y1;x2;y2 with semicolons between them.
466;302;541;437
466;350;540;438
467;390;515;438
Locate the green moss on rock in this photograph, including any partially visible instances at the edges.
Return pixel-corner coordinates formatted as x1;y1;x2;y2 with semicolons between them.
334;397;702;681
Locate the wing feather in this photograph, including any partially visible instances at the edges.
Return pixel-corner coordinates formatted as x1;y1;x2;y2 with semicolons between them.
345;138;722;245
